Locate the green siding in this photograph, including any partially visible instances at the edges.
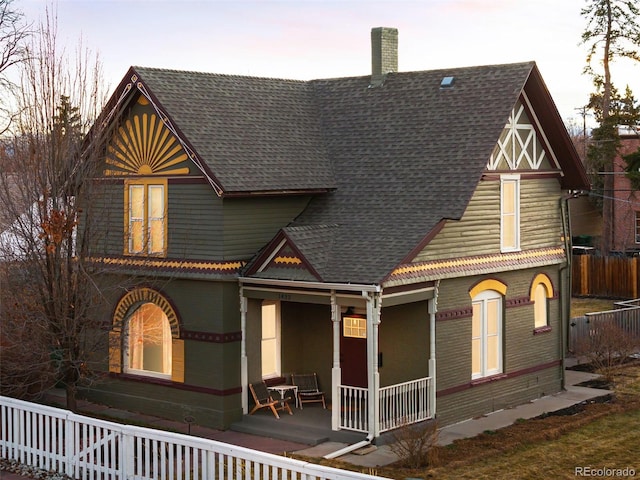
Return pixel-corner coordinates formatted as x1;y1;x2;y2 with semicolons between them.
87;277;243;430
168;183;224;259
95;181;310;261
89;182;125;256
415;177;563;262
434;267;563;426
379;302;430;387
436;366;561;426
222;196;311;259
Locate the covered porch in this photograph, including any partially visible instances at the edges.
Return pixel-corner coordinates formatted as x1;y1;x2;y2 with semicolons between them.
238;278;437;439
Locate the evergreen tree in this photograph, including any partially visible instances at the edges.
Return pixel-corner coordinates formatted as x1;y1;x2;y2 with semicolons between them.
581;0;640;253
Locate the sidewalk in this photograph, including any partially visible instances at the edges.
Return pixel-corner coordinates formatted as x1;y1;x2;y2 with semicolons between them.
0;366;611;477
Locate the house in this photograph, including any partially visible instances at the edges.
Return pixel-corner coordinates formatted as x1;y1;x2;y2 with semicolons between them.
611;127;640;254
84;27;589;439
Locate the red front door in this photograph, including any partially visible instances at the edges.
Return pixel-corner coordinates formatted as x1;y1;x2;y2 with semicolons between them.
340;315;368;387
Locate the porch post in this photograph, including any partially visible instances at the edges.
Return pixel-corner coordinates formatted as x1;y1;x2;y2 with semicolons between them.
239;286;248;414
428;280;439;418
365;290;381;438
331;291;341;431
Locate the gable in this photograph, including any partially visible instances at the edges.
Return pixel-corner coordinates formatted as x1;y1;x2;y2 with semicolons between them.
487;98;557;172
248;231;322;282
104;96;195;177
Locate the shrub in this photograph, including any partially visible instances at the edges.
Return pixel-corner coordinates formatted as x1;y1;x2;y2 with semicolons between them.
388;420;439;468
575;318;640;382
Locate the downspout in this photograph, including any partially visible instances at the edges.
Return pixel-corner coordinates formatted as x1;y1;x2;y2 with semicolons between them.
429;280;440;418
559;192;577;389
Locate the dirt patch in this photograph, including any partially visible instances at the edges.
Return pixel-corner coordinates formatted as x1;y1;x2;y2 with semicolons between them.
536;394;613;418
575;378;613;389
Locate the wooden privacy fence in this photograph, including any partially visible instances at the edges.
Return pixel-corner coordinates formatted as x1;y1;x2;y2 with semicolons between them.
0;396;390;480
572;255;640;298
569;299;640;353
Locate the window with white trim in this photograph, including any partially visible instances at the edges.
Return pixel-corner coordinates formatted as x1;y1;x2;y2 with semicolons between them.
125;179;167;256
501;175;520;252
471;290;503;379
261;301;281;379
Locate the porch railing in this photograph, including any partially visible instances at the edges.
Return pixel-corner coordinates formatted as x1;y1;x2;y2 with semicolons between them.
0;395;389;480
379;377;432;433
338;377;432;434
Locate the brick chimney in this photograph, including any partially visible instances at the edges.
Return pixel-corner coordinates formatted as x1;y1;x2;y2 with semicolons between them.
370;27;398;87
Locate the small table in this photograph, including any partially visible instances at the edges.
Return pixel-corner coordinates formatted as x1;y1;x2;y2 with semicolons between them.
268;385;299;408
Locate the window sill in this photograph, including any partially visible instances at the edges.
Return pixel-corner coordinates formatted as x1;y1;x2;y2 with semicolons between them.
471;373;507;386
533;325;552;335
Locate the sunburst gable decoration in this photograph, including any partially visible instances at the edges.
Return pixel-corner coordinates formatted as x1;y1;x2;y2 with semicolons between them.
105;111;191;176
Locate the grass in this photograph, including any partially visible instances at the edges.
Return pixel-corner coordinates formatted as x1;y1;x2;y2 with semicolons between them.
570;297;616;317
374;363;640;480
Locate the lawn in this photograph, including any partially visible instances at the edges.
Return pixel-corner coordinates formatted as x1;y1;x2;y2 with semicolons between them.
570;296;617;317
374;363;640;479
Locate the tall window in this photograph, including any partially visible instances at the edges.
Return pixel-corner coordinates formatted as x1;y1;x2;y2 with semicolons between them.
501;175;520;252
109;287;184;383
125;302;172;378
635;211;640;244
261;301;281;379
125;179;167;256
531;273;553;330
471;290;503;379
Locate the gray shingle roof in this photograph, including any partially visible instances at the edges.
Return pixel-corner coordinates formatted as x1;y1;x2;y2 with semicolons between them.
287;62;535;283
121;61;586;285
133;67;336;193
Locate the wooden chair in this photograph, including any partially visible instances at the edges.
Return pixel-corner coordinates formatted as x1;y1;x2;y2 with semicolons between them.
291;373;326;409
248;381;292;418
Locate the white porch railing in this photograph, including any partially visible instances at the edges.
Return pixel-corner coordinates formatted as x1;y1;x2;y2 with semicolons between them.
0;395;389;480
338;377;432;434
379;377;432;433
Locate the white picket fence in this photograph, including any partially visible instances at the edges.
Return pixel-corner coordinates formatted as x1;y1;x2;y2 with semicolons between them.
0;396;389;480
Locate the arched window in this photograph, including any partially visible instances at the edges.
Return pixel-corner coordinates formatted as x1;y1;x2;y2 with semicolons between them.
109;287;184;382
125;303;172;377
470;279;506;380
530;274;553;330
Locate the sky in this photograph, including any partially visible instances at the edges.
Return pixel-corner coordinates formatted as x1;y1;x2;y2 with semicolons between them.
15;0;640;128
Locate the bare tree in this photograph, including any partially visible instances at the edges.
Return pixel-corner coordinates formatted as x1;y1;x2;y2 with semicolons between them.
0;0;29;134
581;0;640;253
0;6;111;410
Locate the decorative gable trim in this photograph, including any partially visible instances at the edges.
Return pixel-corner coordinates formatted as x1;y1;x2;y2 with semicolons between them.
89;256;244;276
487;94;560;172
246;231;322;281
385;247;566;285
101;70;225;196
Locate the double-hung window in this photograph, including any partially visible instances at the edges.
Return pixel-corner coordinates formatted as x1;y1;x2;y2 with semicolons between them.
471;290;503;379
500;175;520;252
125;179;167;256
